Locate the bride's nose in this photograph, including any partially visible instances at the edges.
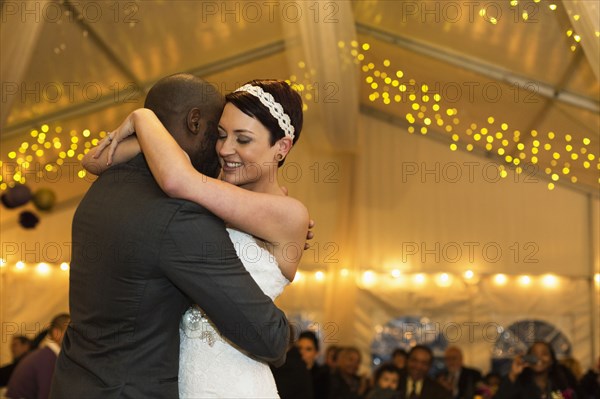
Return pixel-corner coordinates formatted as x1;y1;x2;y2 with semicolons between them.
217;136;235;157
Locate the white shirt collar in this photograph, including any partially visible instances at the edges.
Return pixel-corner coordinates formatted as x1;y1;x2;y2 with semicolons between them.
41;337;61;356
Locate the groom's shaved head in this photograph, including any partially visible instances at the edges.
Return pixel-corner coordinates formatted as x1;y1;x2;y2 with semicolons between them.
144;73;224;177
144;73;223;131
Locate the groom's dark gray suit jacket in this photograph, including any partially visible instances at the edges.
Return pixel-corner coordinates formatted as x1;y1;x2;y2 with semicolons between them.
50;154;290;398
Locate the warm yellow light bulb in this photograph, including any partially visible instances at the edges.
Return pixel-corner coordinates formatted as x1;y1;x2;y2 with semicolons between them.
436;273;452;287
494;274;508;285
518;275;531;286
362;271;377;286
541;274;559;288
37;263;51;274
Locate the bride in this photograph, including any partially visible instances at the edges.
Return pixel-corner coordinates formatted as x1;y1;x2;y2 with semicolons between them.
85;79;308;397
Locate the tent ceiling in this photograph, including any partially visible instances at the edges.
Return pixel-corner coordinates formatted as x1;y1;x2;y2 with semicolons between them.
1;0;598;197
353;0;599;97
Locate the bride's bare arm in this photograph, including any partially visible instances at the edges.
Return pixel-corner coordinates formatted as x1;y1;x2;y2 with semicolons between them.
99;109;309;274
82;137;141;175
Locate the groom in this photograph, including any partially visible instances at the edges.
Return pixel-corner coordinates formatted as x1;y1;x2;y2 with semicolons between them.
50;74;290;398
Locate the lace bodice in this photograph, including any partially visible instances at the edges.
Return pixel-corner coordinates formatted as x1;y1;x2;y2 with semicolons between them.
179;228;289;398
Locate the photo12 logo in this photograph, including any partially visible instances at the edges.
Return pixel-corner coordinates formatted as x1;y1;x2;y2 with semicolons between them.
1;1;140;24
400;161;539;184
398;1;540;24
384;321;507;343
198;1;340;24
401;241;540;264
1;81;141;105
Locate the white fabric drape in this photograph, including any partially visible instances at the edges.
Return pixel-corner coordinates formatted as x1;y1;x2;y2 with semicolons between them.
281;0;360;153
562;0;600;81
0;1;48;130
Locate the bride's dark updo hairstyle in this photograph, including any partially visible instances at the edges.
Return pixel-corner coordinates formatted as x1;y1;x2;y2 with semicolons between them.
225;80;303;167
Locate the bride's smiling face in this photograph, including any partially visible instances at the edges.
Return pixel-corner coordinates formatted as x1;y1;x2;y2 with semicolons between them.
216;103;279;190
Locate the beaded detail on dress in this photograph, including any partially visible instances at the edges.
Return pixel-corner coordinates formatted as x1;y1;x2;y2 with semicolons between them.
179;228;289;398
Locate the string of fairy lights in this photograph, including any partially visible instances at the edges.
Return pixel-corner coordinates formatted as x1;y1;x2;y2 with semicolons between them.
1;1;598;193
2;258;599;292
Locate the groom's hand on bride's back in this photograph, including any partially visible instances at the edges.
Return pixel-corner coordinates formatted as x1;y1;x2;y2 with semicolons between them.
304;219;315;250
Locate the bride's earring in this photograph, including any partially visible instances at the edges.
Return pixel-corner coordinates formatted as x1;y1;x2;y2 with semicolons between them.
275;154;284;161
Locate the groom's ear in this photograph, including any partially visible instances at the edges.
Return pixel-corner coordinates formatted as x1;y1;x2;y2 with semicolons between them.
187;108;204;135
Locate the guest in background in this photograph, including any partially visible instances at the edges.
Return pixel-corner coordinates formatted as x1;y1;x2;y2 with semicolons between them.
483;372;501;391
6;313;70;399
391;348;408;372
560;357;584;382
329;346;369;399
479;372;501;397
0;336;32;386
436;346;482;399
367;363;401;399
494;341;579;399
397;345;451;399
298;330;330;399
326;345;341;373
580;356;600;399
271;327;314;399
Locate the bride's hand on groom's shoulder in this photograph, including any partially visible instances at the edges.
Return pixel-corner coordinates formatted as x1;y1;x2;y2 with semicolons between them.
94;109;144;164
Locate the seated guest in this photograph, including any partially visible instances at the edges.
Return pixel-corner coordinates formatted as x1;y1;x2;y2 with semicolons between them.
271;344;314;399
436;346;482;399
479;372;501;397
297;330;330;399
6;313;70;399
560;357;584;382
329;346;369;399
391;348;408;372
367;363;401;399
325;345;341;373
398;345;451;399
0;336;32;387
494;341;579;399
580;356;599;399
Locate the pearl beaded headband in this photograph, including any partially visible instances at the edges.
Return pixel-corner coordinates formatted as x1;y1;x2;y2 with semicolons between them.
234;84;295;140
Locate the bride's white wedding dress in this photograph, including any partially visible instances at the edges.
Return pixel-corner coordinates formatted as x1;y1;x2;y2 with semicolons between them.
179;228;290;398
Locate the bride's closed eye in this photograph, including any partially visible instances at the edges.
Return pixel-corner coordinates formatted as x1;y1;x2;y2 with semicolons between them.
235;135;252;144
217;130;252;144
